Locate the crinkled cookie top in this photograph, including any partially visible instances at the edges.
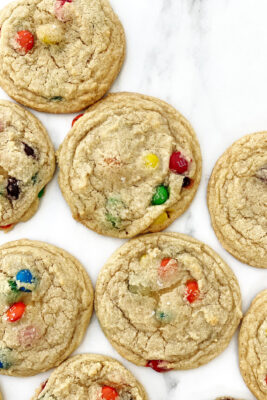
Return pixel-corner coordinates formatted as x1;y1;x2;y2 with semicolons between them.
0;239;93;376
0;0;125;113
239;290;267;400
208;132;267;269
32;354;148;400
0;100;55;229
95;233;242;370
58;93;202;238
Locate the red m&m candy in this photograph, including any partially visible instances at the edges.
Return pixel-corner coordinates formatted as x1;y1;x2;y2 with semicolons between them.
72;113;84;127
169;152;188;174
15;31;34;54
6;302;26;322
101;386;118;400
185;280;199;304
0;224;13;230
146;359;172;372
158;257;178;280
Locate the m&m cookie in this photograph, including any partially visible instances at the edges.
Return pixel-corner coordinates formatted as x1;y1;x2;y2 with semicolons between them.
31;354;147;400
0;239;93;376
0;100;55;231
208;132;267;269
95;232;242;370
239;290;267;400
58;93;202;238
0;0;125;113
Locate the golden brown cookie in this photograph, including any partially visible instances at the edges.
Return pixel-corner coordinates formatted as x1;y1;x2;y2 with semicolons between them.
31;354;148;400
239;290;267;400
208;132;267;268
0;239;93;376
95;232;242;371
58;92;202;238
0;100;55;231
0;0;125;113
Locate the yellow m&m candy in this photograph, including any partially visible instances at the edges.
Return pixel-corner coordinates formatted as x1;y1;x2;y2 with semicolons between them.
144;153;159;169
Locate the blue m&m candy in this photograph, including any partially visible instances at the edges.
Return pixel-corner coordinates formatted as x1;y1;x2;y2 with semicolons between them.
16;269;34;292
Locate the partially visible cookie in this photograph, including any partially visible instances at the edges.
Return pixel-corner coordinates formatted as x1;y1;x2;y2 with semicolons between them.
0;239;93;376
216;398;244;400
0;100;55;231
31;354;148;400
208;132;267;268
0;0;125;113
239;290;267;400
58;92;202;238
95;232;242;370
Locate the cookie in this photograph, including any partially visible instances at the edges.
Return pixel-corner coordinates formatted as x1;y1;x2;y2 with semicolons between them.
0;100;55;231
58;92;202;238
95;232;242;370
0;0;125;113
216;398;244;400
0;239;93;376
239;290;267;400
208;132;267;269
31;354;148;400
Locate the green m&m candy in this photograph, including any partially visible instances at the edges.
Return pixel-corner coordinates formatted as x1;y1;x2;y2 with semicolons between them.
151;185;169;205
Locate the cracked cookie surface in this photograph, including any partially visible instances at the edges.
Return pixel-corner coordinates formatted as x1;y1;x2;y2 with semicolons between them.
208;132;267;269
239;290;267;400
31;354;148;400
0;100;55;230
58;92;202;238
0;239;93;376
95;232;242;370
0;0;125;113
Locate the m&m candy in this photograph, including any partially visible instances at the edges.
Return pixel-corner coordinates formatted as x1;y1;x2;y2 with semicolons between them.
151;185;169;205
15;30;34;54
185;280;199;304
146;360;172;373
169;152;188;174
101;386;118;400
16;269;34;292
6;302;26;322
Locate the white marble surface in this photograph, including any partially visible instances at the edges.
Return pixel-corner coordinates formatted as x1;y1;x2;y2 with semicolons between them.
0;0;266;399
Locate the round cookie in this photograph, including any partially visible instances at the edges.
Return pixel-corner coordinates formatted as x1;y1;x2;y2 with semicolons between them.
0;100;55;231
0;0;125;113
31;354;148;400
239;290;267;400
95;232;242;370
208;132;267;269
0;239;93;376
58;92;202;238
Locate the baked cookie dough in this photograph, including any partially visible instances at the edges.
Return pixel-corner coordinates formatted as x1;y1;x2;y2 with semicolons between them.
95;232;242;370
0;0;125;113
31;354;148;400
239;290;267;400
216;398;244;400
0;100;55;231
0;239;93;376
208;132;267;269
58;92;202;238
